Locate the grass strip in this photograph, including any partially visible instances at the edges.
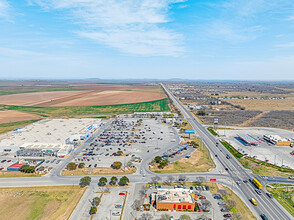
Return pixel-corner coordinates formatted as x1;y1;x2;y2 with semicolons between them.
0;119;41;135
266;184;294;217
207;127;219;136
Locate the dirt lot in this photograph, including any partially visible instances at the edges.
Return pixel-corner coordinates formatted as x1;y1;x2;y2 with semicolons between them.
0;90;167;107
62;167;136;176
0;185;86;220
0;110;42;123
226;98;294;111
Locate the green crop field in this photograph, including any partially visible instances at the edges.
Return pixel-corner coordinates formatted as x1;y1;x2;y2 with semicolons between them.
0;119;41;135
0;87;84;96
2;98;170;117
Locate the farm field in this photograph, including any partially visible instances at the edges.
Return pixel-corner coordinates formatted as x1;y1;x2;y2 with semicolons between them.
0;119;41;135
0;185;86;220
0;90;167;107
3;98;170;117
0;110;42;123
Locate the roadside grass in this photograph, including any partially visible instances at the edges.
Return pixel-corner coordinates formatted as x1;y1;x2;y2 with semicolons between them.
0;119;41;135
62;167;136;176
134;88;165;94
150;137;216;173
2;98;170;117
180;120;193;130
220;141;294;177
0;185;86;220
207;127;219;136
266;184;294;217
0;171;43;178
0;87;83;96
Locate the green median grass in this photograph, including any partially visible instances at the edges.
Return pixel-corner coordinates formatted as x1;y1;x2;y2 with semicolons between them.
207;127;219;136
220;140;294;176
266;184;294;217
2;98;170;117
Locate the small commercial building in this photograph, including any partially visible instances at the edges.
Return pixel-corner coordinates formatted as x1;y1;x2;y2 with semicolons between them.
237;134;261;146
151;188;195;211
263;135;292;146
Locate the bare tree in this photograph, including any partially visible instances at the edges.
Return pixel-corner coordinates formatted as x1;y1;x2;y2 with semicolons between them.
195;176;205;183
225;199;236;210
139;186;147;197
233;213;243;220
218;189;227;197
151;175;161;185
140;213;153;220
165;175;174;185
201;199;212;210
197;214;208;220
178;174;188;184
160;214;171;220
131;199;141;211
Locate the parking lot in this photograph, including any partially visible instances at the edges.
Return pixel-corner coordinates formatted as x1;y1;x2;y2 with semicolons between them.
222;128;294;169
69;118;180;171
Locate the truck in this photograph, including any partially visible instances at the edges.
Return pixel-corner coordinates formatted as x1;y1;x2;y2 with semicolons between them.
251;178;263;189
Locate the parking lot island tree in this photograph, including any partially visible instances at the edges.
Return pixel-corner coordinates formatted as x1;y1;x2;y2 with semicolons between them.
92;197;100;206
90;206;97;215
80;176;91;187
66;162;77;171
98;177;108;186
78;162;85;168
119;176;129;186
112;161;122;169
110;176;118;185
19;165;35;173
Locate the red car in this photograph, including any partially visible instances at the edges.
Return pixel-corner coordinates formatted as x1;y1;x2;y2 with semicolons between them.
0;168;4;171
199;196;206;199
7;160;11;162
119;192;125;195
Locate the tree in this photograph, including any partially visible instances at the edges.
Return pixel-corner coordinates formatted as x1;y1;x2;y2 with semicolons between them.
232;213;243;220
119;176;129;185
160;214;171;220
140;213;153;220
201;199;212;211
110;176;118;185
180;215;192;220
151;176;161;185
158;159;169;169
78;163;85;168
92;197;100;206
19;165;35;173
178;174;188;184
139;186;147;197
66;162;77;171
112;161;122;169
165;176;174;185
90;206;97;215
154;156;162;163
225;199;236;210
38;166;44;172
218;189;228;197
117;150;123;156
131;199;141;211
80;176;91;187
98;177;108;186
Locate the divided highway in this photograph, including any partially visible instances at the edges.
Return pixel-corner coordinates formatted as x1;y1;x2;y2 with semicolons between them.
161;83;293;220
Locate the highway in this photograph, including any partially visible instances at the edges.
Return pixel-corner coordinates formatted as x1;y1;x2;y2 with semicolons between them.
161;83;293;220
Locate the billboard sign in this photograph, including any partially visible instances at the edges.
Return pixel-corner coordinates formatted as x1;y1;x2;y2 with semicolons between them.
87;125;93;131
185;129;195;134
210;178;216;182
214;118;218;124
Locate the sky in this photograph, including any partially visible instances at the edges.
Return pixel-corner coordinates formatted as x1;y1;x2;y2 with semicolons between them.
1;0;294;80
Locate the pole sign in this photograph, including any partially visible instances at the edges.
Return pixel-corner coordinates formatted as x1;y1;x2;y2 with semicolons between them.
210;178;216;182
214;118;218;124
184;129;195;134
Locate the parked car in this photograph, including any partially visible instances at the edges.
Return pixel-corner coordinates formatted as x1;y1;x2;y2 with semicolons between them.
119;192;125;195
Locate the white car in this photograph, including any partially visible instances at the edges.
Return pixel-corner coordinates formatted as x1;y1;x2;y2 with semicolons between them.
289;176;294;179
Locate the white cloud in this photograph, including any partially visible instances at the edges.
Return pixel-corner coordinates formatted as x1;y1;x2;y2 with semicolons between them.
0;0;10;20
29;0;186;56
275;42;294;48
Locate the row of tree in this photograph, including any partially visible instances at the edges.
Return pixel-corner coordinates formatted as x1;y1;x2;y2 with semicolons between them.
19;165;35;173
98;176;129;186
